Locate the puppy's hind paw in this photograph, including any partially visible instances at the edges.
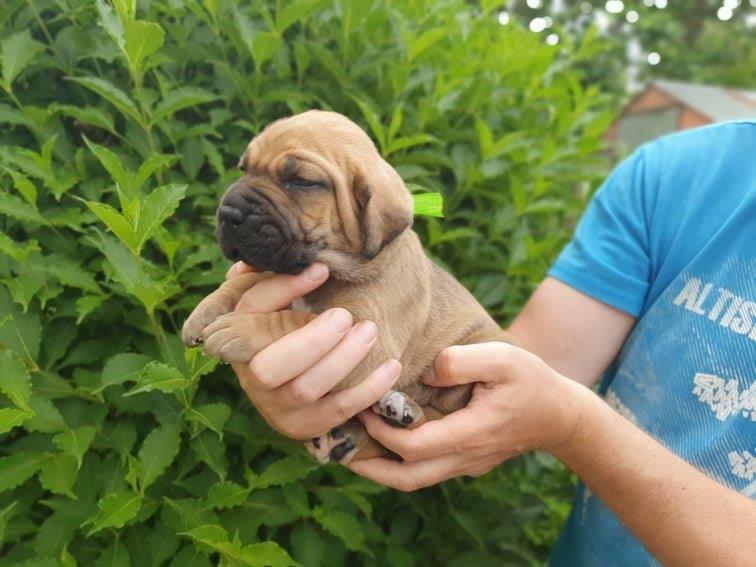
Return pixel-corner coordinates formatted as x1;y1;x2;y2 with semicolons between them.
181;298;233;347
201;312;256;363
373;390;425;428
306;422;366;465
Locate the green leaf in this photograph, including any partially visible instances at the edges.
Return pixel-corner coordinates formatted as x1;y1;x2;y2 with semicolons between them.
0;232;39;263
350;97;385;152
190;431;227;480
0;407;33;435
96;539;131;567
83;136;136;198
97;352;151;392
184;403;230;438
0;349;32;410
408;27;446;60
135;184;187;252
150;88;217;125
137;422;182;491
0;452;46;492
254;456;316;489
53;426;98;469
180;524;294;566
85;201;139;252
1;30;44;88
411;192;444;218
122;19;165;73
205;481;250;510
0;191;47;224
39;453;78;498
281;483;310;518
313;506;368;553
134;154;177;188
251;32;281;69
86;491;142;535
75;294;106;324
290;522;325;566
125;362;190;396
69;76;143;125
50;103;116;135
6;168;37;206
0;287;42;361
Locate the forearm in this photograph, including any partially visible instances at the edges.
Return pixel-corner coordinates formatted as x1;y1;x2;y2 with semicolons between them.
552;382;756;566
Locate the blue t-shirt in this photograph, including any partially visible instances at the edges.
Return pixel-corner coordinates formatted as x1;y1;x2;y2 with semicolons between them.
547;121;756;566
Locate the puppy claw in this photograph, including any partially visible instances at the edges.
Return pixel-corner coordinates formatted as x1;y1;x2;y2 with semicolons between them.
373;390;424;427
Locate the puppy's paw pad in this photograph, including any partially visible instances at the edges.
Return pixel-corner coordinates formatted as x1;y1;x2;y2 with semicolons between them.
373;390;424;427
306;425;359;464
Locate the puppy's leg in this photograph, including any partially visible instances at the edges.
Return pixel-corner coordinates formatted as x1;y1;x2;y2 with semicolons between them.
182;272;273;346
201;310;318;363
306;421;387;464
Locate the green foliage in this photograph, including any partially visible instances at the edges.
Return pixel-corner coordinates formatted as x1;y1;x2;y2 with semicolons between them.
0;0;613;564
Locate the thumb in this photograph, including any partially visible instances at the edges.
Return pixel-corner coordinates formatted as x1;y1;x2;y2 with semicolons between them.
226;261;255;281
422;342;522;387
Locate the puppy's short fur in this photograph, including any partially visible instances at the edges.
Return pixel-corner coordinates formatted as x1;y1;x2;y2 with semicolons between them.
182;110;509;464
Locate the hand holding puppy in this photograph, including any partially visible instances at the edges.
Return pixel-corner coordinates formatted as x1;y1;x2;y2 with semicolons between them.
225;261;401;441
348;342;586;491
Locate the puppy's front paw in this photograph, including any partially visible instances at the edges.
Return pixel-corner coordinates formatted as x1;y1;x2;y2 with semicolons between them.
306;422;366;464
182;297;233;347
373;389;424;427
201;312;257;363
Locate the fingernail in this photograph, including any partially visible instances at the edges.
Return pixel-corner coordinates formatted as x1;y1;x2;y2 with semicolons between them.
353;320;377;343
422;366;437;384
304;263;328;281
326;308;352;332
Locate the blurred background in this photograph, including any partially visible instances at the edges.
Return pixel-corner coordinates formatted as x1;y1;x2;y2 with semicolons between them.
0;1;753;566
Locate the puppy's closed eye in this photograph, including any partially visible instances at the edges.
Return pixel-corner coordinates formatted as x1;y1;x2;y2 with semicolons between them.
285;176;325;189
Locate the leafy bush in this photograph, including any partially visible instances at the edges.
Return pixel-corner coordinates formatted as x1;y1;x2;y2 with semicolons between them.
0;1;614;565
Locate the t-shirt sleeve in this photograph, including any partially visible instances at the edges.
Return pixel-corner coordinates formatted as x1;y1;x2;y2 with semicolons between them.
548;149;654;317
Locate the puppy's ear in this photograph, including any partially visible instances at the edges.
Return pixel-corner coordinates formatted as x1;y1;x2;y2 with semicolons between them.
354;161;413;260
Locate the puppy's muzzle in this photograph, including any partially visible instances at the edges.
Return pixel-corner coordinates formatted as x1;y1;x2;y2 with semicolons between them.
217;186;311;274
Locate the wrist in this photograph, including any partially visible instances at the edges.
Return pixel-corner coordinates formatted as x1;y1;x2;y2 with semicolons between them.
542;374;597;456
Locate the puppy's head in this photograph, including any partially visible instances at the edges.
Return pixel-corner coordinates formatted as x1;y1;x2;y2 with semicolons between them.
216;110;413;275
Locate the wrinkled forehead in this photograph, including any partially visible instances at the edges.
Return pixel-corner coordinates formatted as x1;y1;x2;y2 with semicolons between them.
243;113;377;169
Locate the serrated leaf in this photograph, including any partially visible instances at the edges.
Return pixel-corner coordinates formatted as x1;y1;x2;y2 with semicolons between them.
53;426;97;469
313;506;368;553
75;294;106;324
290;522;325;566
135;184;186;252
137;422;181;491
122;19;164;73
1;30;44;88
0;231;39;263
281;483;310;517
0;407;33;434
205;481;250;509
190;430;227;480
134;154;177;188
185;403;230;438
126;362;190;396
0;349;32;410
0;191;47;224
0;287;42;361
83;136;136;198
6;168;37;206
95;539;131;567
151;88;217;125
254;456;316;489
39;453;78;498
51;104;116;135
0;452;46;492
86;491;142;535
70;76;143;125
85;200;139;252
97;352;151;392
180;524;294;566
25;394;67;433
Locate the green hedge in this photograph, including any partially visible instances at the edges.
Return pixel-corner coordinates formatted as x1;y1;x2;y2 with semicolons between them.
0;1;615;565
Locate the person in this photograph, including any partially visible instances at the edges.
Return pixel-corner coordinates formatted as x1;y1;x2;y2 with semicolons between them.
226;121;756;565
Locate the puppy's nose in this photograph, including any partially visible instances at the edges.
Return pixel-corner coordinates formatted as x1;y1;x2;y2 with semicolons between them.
218;205;244;226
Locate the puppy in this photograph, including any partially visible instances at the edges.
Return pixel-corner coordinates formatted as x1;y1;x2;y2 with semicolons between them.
182;110;510;464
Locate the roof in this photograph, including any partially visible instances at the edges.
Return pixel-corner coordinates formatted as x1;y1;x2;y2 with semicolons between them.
652;80;756;122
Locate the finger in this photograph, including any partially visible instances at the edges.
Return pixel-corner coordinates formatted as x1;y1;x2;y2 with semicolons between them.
301;359;401;436
244;308;354;390
347;453;471;492
275;320;378;409
226;261;254;280
235;263;329;313
422;342;527;387
358;408;480;461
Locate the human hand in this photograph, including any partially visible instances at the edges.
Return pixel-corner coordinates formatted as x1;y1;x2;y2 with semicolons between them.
226;262;401;440
347;342;586;491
